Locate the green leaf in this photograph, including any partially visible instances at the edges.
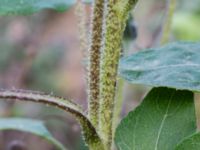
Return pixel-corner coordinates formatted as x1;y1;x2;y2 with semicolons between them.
0;118;66;150
115;87;196;150
175;132;200;150
0;0;76;15
119;42;200;92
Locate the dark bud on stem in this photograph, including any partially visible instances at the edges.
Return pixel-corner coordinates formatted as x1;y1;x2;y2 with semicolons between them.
123;15;137;40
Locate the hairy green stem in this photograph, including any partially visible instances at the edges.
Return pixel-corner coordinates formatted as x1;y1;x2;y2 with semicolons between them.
99;0;138;149
112;78;124;135
0;89;104;150
161;0;176;44
99;5;124;147
88;0;105;128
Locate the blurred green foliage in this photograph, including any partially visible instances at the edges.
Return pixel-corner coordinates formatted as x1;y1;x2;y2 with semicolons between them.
172;0;200;41
173;13;200;41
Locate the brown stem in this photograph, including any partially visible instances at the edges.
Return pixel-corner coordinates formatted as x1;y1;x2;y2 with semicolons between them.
88;0;105;128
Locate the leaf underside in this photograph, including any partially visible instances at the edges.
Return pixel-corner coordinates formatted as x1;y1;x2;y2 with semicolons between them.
0;0;76;15
119;42;200;92
115;87;196;150
0;118;66;150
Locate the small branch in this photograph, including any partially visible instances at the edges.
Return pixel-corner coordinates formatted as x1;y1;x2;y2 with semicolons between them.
161;0;177;44
0;89;104;150
88;0;105;128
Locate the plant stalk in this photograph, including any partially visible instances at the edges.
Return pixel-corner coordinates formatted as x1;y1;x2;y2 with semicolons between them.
161;0;177;44
112;78;124;135
76;1;88;56
0;89;105;150
99;0;138;149
88;0;105;128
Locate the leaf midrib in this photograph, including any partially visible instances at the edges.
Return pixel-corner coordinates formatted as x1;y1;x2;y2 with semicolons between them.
154;91;175;150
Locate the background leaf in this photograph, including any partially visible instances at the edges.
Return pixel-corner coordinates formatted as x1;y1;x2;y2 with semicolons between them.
119;42;200;92
175;132;200;150
0;118;66;150
0;0;76;15
115;87;196;150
